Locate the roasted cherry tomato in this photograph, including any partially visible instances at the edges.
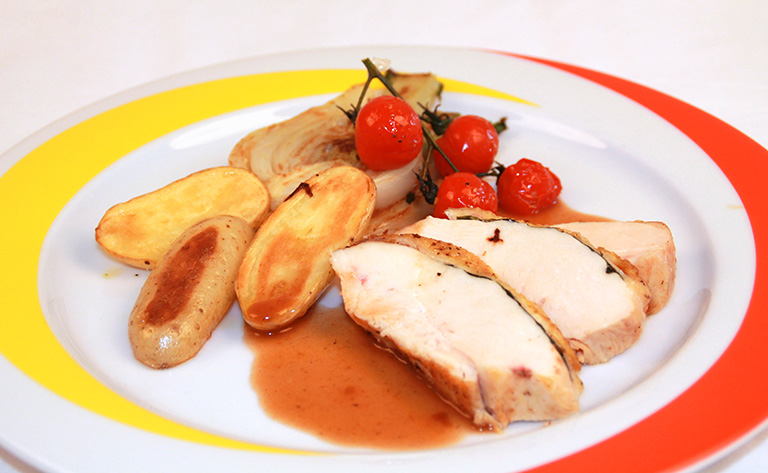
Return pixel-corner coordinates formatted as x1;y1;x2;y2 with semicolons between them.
497;158;562;215
433;172;498;219
433;115;499;177
354;95;424;171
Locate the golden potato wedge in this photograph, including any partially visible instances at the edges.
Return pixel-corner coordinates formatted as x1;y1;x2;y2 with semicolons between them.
129;215;255;369
95;166;269;269
236;166;376;331
229;71;442;209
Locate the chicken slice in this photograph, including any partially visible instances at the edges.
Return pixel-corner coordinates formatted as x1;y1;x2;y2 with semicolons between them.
403;216;650;364
330;233;583;429
443;208;675;315
555;221;675;314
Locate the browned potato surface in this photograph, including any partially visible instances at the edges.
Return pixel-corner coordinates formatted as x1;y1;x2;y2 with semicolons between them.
96;166;269;269
236;166;376;331
129;215;255;369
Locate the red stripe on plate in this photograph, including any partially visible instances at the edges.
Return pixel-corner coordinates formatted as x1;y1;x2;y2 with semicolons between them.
508;53;768;473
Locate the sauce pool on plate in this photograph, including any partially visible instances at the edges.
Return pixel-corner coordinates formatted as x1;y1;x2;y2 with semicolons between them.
504;200;611;225
244;305;479;450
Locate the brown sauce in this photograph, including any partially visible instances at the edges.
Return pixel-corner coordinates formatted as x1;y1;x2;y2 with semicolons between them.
500;200;612;226
244;305;478;450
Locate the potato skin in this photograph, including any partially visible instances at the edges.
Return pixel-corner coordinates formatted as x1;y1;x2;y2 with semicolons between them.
96;166;269;269
129;215;255;369
236;166;376;331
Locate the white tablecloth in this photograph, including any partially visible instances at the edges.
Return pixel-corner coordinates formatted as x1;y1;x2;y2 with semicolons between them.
1;1;766;471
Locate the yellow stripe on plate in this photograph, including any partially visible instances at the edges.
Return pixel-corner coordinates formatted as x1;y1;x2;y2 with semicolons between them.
442;77;537;106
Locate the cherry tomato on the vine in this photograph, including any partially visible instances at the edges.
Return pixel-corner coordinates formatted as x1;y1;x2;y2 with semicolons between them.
433;115;499;177
433;172;498;219
354;95;423;172
497;158;562;215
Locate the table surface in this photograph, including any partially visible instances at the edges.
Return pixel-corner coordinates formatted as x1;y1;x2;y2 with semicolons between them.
1;1;766;472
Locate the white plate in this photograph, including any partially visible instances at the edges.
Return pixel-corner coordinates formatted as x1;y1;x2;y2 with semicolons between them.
0;46;763;473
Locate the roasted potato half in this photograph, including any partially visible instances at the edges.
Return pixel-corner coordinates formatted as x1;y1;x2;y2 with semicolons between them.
96;166;269;269
129;215;255;369
236;166;376;331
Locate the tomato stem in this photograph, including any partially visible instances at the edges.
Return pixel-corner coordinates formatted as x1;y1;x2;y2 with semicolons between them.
420;106;455;136
352;76;375;122
476;162;507;181
493;117;508;134
361;58;399;97
423;130;458;172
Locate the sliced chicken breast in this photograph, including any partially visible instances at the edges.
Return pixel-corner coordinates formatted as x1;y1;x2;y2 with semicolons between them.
330;233;582;429
556;221;675;314
404;216;650;364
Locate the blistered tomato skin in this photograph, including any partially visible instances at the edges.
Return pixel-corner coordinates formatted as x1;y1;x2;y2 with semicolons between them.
433;115;499;177
497;158;562;215
354;95;424;172
433;172;498;219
